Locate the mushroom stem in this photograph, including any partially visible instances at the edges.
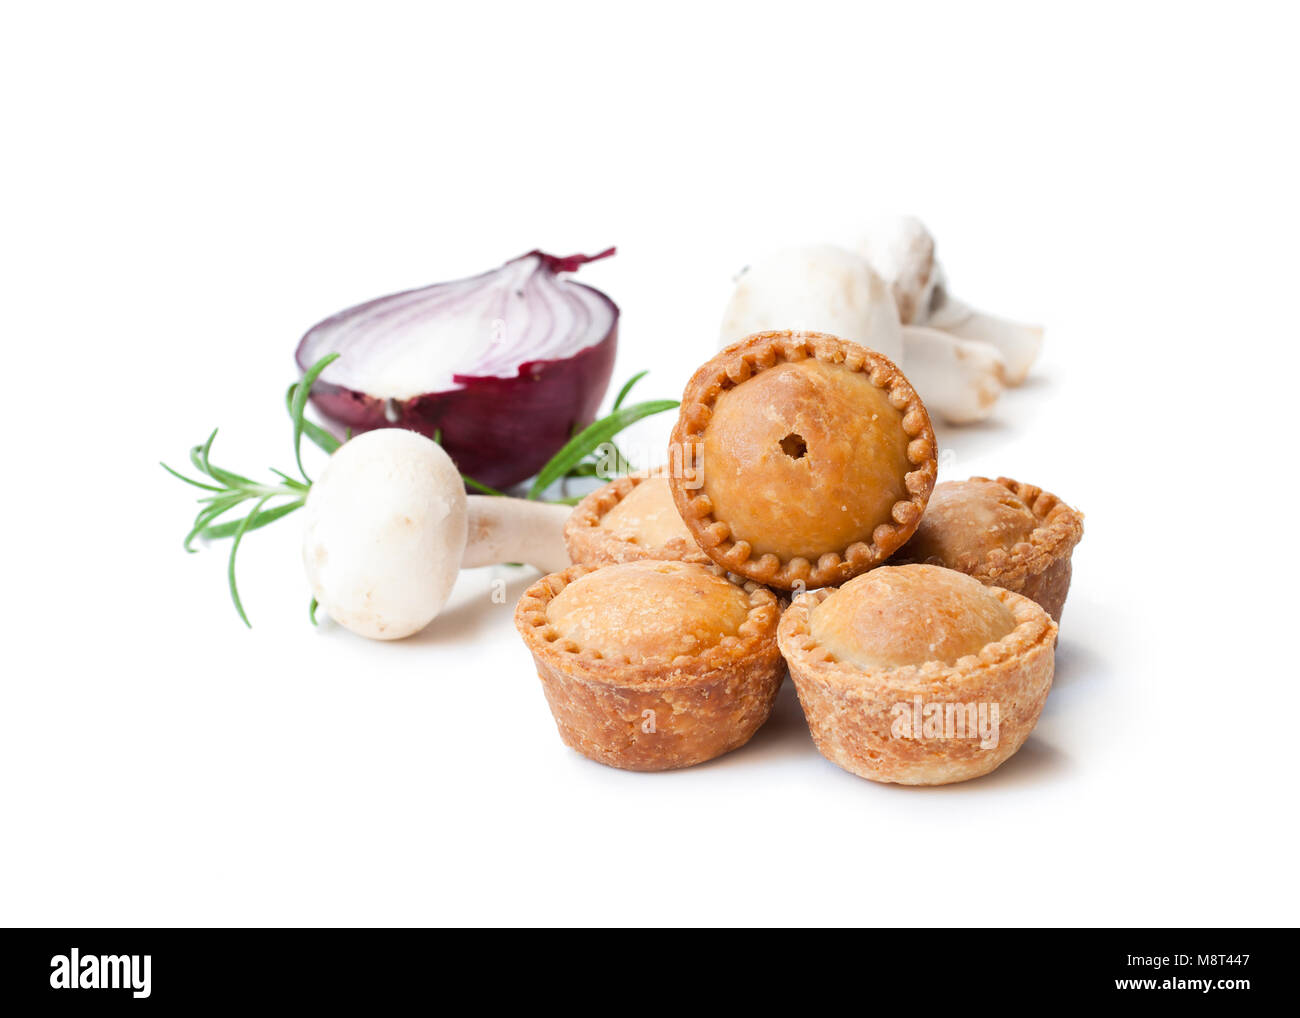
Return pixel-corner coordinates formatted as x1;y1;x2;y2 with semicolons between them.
925;298;1043;386
901;326;1006;425
858;216;1044;387
462;497;572;573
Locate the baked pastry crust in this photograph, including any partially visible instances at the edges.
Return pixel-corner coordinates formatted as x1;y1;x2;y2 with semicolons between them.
895;476;1083;622
515;560;784;771
779;564;1056;785
669;330;937;590
564;472;708;567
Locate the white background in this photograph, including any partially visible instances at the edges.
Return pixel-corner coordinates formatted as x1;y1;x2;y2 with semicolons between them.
3;2;1297;927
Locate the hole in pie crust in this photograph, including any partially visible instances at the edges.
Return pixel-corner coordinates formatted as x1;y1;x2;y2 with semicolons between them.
697;358;913;560
779;433;808;460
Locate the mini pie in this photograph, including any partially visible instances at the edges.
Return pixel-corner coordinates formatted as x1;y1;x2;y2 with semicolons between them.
514;559;783;771
894;476;1084;622
564;472;707;567
779;564;1056;785
669;330;937;590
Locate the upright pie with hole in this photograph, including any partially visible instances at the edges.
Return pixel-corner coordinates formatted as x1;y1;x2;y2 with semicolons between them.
669;330;937;590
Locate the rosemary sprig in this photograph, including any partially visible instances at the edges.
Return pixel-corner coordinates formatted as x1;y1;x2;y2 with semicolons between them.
289;352;340;478
463;475;509;497
285;382;342;457
612;369;648;410
161;428;310;627
525;398;678;500
167;357;679;626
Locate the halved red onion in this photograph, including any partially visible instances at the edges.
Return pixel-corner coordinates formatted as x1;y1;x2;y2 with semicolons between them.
296;249;619;490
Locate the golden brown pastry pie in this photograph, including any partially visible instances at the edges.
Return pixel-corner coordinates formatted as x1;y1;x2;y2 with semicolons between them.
564;472;706;567
514;559;783;771
669;330;937;590
895;476;1083;622
779;564;1056;785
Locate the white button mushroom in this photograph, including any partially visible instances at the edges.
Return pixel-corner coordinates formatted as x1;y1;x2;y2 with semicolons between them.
718;221;1044;424
716;241;1006;424
899;325;1006;425
719;245;905;364
923;295;1043;387
302;428;571;640
859;215;1044;385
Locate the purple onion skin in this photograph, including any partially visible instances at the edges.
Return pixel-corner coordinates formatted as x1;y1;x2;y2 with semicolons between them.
296;250;620;490
300;307;618;491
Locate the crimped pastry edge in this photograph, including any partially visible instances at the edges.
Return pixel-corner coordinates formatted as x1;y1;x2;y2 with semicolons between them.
893;475;1084;616
514;561;780;685
778;577;1057;785
563;470;710;568
777;580;1055;691
668;330;938;591
963;476;1084;589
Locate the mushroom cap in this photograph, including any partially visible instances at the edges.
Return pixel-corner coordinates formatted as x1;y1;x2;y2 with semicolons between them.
718;244;903;363
302;428;468;640
857;215;939;326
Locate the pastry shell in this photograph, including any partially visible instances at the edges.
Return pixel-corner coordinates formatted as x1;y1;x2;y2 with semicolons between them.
515;561;784;771
896;476;1084;622
779;566;1057;785
669;330;937;590
564;472;708;567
